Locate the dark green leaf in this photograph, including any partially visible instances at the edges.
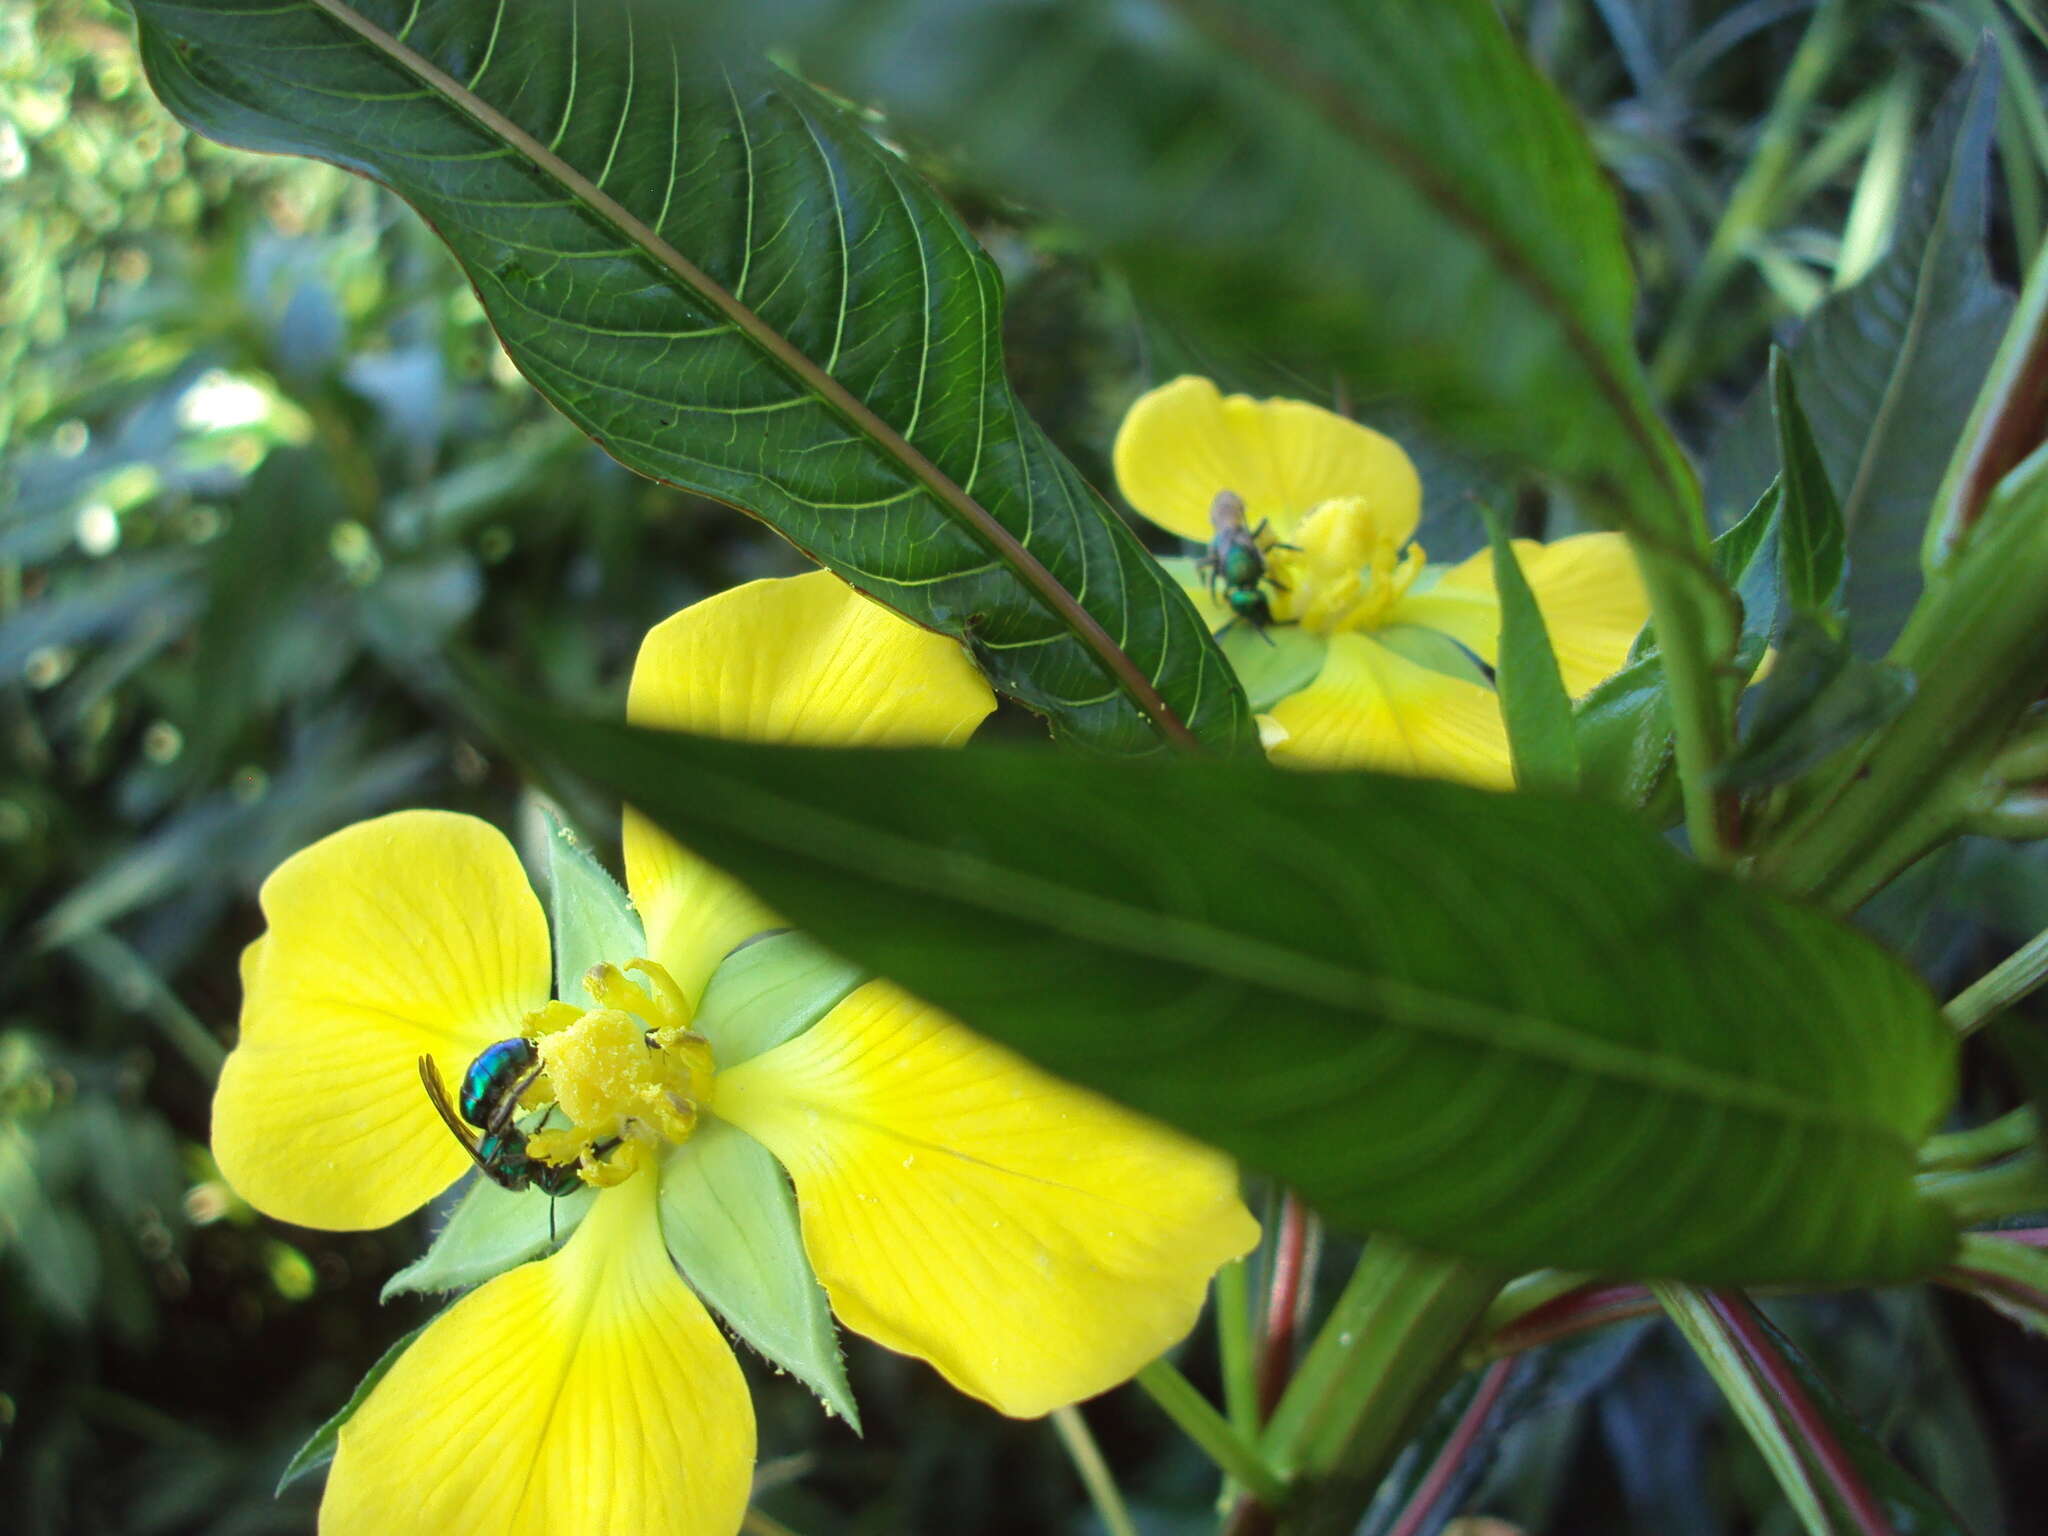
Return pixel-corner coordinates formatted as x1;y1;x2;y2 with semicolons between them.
276;1319;433;1494
1482;502;1579;794
1749;1304;1977;1536
132;0;1252;756
1768;351;1847;618
716;0;1703;549
1572;653;1676;815
1717;480;1785;645
477;689;1961;1286
1709;58;2012;653
1719;615;1916;791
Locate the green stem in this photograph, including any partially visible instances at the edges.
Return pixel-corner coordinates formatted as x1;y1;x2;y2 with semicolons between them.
1216;1257;1260;1435
1653;1285;1834;1536
1135;1359;1288;1508
1052;1405;1139;1536
1752;444;2048;907
1258;1240;1504;1536
1635;547;1740;865
1648;0;1851;400
1946;926;2048;1036
1920;1106;2039;1167
1917;1147;2048;1225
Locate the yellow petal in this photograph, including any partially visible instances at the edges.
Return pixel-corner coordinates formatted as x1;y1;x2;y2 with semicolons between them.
323;1171;753;1536
624;571;996;1000
1267;633;1515;787
214;811;551;1230
1392;533;1649;697
1112;375;1420;545
715;981;1259;1418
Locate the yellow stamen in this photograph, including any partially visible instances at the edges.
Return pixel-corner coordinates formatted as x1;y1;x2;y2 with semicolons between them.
1264;496;1427;636
516;958;712;1186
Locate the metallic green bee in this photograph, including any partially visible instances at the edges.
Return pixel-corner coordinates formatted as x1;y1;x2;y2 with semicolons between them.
419;1052;583;1196
1199;490;1293;641
456;1036;545;1138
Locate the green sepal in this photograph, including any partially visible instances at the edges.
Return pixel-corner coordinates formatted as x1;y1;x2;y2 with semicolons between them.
379;1175;592;1302
657;1119;857;1429
1718;614;1916;791
1158;555;1327;712
275;1316;435;1494
693;931;866;1068
1480;501;1579;794
545;810;647;1001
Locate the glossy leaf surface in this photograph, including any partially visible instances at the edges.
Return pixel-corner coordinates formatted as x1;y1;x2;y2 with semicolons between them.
132;0;1251;755
479;690;1961;1286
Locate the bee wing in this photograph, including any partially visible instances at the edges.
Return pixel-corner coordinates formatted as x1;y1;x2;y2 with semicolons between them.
417;1054;493;1174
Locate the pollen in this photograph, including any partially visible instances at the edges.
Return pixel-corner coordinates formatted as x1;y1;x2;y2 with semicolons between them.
1266;496;1426;635
522;959;713;1186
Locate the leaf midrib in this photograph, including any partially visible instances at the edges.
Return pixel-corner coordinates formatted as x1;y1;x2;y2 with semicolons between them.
1161;0;1692;534
608;722;1921;1156
296;0;1197;749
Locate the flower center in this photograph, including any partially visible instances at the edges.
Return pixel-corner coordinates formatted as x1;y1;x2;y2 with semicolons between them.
519;959;714;1188
1260;496;1426;637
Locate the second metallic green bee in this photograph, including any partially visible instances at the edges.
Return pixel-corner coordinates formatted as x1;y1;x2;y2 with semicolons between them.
1199;489;1292;641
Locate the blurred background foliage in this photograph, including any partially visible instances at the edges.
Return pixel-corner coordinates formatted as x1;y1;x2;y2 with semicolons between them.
1;0;2046;1531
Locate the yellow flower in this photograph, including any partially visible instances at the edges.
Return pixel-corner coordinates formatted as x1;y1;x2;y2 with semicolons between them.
1114;376;1651;785
213;571;1259;1536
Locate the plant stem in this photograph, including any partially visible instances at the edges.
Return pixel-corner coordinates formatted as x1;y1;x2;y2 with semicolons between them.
1052;1405;1140;1536
1217;1257;1259;1435
1707;1292;1898;1536
1919;1106;2038;1167
1654;1284;1834;1536
1259;1240;1504;1536
1916;1146;2048;1224
1473;1281;1659;1362
1257;1195;1313;1416
1380;1359;1516;1536
1648;0;1851;400
1136;1359;1289;1508
1946;927;2048;1036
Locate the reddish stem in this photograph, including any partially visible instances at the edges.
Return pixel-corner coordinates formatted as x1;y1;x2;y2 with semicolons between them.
1992;1226;2048;1248
1381;1358;1516;1536
1483;1283;1657;1358
1938;1265;2048;1318
1707;1291;1896;1536
1256;1195;1311;1418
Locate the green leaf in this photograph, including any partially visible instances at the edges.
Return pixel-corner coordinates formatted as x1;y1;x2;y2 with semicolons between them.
1719;614;1916;791
1717;479;1786;644
1710;57;2012;654
712;0;1704;548
1481;503;1579;795
1768;350;1847;617
693;930;866;1069
131;0;1252;757
276;1318;433;1494
1571;653;1676;814
475;691;1961;1286
543;810;645;1002
380;1176;591;1301
656;1119;857;1429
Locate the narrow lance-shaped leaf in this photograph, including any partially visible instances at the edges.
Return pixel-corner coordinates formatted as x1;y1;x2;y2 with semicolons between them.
1768;349;1847;619
476;683;1960;1287
1481;501;1580;795
131;0;1252;756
